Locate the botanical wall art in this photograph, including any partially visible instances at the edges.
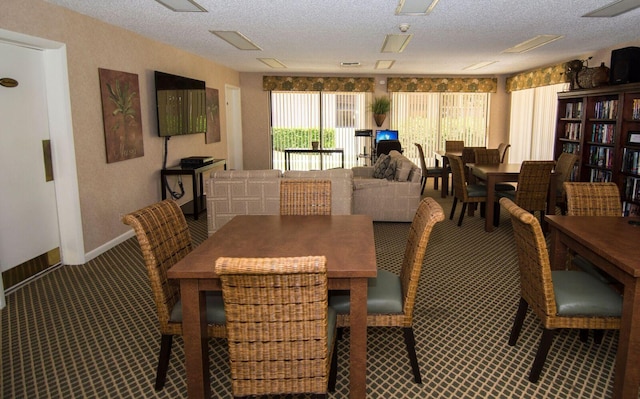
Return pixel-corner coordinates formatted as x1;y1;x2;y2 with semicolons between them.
98;68;144;163
206;87;221;143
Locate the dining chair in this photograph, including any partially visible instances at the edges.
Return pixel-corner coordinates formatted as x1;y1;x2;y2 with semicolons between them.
415;143;443;194
280;179;331;215
448;155;489;226
329;197;444;384
473;148;516;192
445;140;464;152
554;152;579;214
214;256;337;398
497;143;510;163
564;182;622;285
495;160;556;226
500;197;622;383
122;199;226;391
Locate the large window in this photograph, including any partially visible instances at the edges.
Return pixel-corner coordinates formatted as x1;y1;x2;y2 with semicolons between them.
270;91;372;171
391;92;490;167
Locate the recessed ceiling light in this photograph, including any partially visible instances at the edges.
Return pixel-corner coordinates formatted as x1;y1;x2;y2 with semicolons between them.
258;58;287;68
381;34;413;53
583;0;640;17
395;0;440;15
340;62;362;68
375;60;396;69
154;0;206;12
210;31;262;50
502;35;563;53
463;61;497;70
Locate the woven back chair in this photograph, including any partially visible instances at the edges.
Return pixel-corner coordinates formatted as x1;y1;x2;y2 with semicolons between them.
445;140;464;152
415;142;443;193
497;142;510;163
564;182;621;216
448;155;488;226
500;198;621;383
330;197;445;383
122;199;226;391
215;256;336;398
280;179;331;215
554;152;579;214
474;148;501;164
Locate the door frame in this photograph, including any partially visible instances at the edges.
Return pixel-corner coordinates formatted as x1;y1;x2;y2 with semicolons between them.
225;84;243;170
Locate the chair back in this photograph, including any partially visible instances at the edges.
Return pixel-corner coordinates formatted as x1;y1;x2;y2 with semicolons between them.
555;152;579;194
500;198;556;319
497;143;510;163
376;140;402;157
461;147;477;165
445;140;464;152
215;256;330;397
122;200;189;334
564;182;621;216
448;155;470;201
514;161;556;212
474;148;501;164
280;179;331;215
399;197;445;322
414;143;428;175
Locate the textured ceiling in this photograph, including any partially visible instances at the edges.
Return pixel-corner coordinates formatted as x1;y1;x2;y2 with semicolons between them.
45;0;640;75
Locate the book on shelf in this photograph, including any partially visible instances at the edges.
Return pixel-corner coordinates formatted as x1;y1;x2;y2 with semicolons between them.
591;123;615;144
624;202;640;217
633;99;640;120
562;142;580;154
565;102;582;118
594;99;618;119
590;168;612;182
564;122;581;140
623;148;640;174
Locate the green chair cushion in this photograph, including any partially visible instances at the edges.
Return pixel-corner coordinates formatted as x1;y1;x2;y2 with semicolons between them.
496;190;516;201
572;255;616;284
329;270;403;314
552;270;622;317
467;184;488;198
170;291;226;324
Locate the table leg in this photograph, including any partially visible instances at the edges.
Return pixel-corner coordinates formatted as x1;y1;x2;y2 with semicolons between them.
548;227;568;270
441;157;449;198
180;280;210;399
193;171;200;221
484;175;496;232
613;280;640;399
349;278;368;399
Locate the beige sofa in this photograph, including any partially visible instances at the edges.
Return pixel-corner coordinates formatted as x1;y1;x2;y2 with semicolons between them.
352;150;423;222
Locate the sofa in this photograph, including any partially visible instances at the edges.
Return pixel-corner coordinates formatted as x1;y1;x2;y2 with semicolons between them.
352;150;423;222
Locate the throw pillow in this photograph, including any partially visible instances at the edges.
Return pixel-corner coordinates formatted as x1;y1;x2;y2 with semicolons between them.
372;154;390;178
383;159;397;181
395;159;412;182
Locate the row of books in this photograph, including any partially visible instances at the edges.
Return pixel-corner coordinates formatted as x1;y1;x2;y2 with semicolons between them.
564;102;583;119
622;148;640;174
590;123;615;144
594;99;618;119
623;176;640;202
624;202;640;217
562;142;580;154
633;99;640;120
588;146;614;169
590;168;612;182
564;122;581;140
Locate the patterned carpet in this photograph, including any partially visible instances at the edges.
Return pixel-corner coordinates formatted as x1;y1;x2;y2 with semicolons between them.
0;186;624;398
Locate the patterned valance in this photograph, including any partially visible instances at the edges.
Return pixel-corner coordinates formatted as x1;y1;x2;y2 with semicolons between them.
386;77;497;93
506;62;570;92
263;76;375;92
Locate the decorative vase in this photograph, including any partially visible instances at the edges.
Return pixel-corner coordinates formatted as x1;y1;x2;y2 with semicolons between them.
592;62;610;87
374;114;386;127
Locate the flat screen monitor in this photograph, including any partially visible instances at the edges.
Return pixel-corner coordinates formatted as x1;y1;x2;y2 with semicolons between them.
375;129;399;144
155;71;207;137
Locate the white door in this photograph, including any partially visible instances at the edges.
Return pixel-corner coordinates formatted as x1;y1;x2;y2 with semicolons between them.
225;85;243;170
0;44;60;277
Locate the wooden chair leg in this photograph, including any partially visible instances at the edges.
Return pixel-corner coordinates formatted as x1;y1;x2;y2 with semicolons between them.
594;329;604;344
458;203;468;226
403;327;422;384
433;175;439;190
155;334;173;391
579;329;589;343
508;298;528;346
493;202;501;227
328;335;338;392
529;329;555;383
449;198;458;220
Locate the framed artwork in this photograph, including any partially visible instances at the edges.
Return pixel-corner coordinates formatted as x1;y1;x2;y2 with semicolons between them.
627;131;640;145
98;68;144;163
206;87;221;143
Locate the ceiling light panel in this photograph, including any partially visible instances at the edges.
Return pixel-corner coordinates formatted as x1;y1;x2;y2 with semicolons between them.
583;0;640;17
375;60;396;69
463;61;497;70
210;31;262;50
155;0;207;12
502;35;563;53
381;34;413;53
395;0;440;15
258;58;287;68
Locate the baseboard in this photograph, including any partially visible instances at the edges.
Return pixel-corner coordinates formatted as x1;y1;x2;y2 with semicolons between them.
84;230;135;262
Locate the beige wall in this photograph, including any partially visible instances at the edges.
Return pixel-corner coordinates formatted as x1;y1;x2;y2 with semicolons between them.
239;73;511;170
2;0;239;254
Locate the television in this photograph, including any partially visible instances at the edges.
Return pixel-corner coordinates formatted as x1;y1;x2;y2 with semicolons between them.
375;129;399;144
154;71;207;137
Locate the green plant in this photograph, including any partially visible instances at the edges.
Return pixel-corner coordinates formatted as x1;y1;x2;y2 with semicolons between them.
369;96;391;115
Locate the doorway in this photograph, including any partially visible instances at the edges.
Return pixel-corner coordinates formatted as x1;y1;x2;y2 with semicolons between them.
225;85;243;170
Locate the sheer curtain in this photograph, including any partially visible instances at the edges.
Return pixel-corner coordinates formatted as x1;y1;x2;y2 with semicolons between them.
508;83;568;163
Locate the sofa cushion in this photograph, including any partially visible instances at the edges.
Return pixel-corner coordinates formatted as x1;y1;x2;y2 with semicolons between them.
372;154;390;178
383;160;397;180
395;159;413;182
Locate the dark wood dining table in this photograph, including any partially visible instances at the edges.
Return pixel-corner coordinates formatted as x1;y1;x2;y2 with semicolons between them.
546;215;640;399
468;163;556;232
434;150;461;198
167;214;377;399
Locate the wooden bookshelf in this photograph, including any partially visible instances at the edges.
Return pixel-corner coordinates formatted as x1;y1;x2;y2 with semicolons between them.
554;82;640;215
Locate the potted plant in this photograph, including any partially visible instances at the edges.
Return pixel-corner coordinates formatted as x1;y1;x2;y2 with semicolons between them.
369;95;391;127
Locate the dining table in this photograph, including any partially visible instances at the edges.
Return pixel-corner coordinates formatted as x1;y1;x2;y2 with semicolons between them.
468;162;556;232
546;215;640;399
167;214;377;399
434;149;461;198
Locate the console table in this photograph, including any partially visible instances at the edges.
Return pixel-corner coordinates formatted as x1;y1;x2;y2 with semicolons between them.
284;148;344;170
160;159;226;220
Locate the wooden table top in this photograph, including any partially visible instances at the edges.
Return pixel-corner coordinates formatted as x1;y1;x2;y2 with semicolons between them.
168;214;377;280
546;215;640;278
468;163;523;178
